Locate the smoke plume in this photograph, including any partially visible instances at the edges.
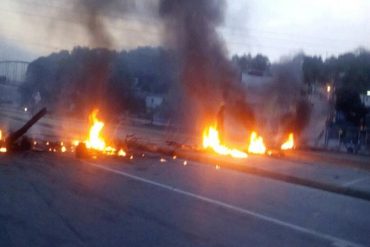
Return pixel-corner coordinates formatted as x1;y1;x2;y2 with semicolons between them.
159;0;247;127
52;0;141;113
72;0;136;48
243;55;314;145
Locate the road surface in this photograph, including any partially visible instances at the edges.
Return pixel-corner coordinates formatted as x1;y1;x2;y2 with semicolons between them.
0;153;369;247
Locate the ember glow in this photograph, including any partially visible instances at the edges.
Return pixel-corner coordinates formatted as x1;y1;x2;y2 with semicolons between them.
281;133;295;150
118;149;126;157
202;125;247;159
248;132;267;155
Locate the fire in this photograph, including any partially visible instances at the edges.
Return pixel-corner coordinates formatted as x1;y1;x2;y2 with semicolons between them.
202;125;247;159
82;109;125;156
281;133;294;150
118;149;126;157
86;110;106;151
0;129;6;153
248;132;267;154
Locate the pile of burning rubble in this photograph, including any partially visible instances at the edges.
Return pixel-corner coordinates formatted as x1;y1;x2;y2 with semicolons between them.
0;108;127;158
202;123;294;159
73;109;127;158
0;1;303;162
0;106;295;161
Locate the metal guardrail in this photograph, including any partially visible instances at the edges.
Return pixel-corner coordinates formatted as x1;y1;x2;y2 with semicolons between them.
0;60;29;83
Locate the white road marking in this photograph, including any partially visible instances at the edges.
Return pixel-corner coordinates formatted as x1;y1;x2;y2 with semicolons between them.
84;161;364;247
343;176;370;187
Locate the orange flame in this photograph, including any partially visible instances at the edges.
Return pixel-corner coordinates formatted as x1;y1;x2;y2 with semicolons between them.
86;110;106;151
83;109;124;156
202;125;247;159
281;133;294;150
0;129;6;153
118;149;127;157
248;132;267;154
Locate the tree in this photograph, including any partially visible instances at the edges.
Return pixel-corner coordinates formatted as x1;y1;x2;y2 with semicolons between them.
250;54;270;72
20;46;177;116
336;88;368;126
232;54;270;73
302;55;325;85
339;50;370;93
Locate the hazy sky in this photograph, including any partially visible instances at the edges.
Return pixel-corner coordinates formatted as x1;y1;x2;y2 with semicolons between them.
225;0;370;60
0;0;369;62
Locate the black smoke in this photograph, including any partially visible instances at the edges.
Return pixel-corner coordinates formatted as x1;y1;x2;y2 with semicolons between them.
49;0;140;113
243;56;314;145
72;0;137;48
159;0;248;128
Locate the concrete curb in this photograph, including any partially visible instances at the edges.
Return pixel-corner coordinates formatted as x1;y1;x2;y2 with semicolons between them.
176;151;370;202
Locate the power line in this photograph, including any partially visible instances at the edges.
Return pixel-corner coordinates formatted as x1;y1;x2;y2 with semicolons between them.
8;0;368;44
0;35;64;50
11;0;162;26
0;4;366;58
0;29;349;59
0;7;163;36
2;23;355;56
0;11;356;55
221;29;359;48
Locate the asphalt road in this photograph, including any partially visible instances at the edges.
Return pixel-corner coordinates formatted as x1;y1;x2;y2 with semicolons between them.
0;153;369;247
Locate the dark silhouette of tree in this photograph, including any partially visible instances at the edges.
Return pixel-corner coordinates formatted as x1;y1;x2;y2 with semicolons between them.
232;53;270;73
336;88;368;126
19;46;176;116
303;49;370;93
302;55;325;85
